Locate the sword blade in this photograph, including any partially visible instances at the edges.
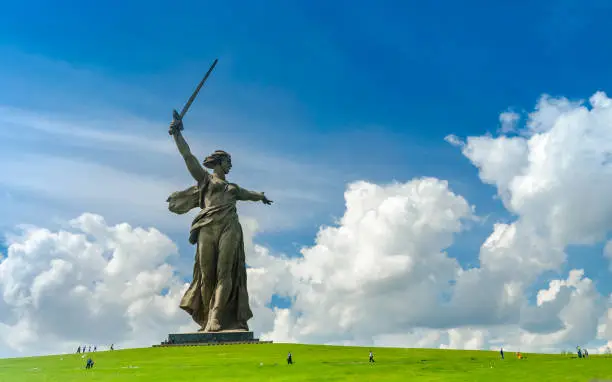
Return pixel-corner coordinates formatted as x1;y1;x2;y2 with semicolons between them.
179;58;218;119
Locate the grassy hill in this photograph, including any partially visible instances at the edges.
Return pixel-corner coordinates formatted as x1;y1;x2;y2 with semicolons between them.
0;343;610;382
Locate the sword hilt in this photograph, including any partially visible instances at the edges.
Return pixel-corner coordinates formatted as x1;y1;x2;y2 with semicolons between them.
172;109;183;123
169;109;184;135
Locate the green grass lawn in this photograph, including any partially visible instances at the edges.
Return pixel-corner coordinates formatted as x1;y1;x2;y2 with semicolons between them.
0;343;609;382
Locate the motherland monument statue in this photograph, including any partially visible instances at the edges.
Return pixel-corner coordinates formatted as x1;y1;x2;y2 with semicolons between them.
165;59;273;334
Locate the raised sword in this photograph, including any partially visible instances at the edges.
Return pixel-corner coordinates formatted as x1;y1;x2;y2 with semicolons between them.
171;58;218;133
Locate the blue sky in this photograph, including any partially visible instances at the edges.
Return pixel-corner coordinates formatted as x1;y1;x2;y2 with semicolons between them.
1;0;612;328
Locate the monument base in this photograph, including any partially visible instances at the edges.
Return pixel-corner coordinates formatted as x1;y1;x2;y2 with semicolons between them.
154;331;272;347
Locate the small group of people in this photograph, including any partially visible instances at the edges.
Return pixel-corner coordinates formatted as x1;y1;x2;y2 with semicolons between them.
77;344;114;354
76;345;96;353
500;347;524;360
500;345;592;361
85;358;95;369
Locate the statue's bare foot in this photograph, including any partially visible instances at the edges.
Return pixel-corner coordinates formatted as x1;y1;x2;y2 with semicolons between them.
206;319;221;332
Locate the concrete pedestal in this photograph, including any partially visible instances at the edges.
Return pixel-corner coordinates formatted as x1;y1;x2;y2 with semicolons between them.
155;331;271;347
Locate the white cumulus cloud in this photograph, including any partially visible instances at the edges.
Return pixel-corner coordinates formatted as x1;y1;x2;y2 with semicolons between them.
0;214;194;356
499;110;520;133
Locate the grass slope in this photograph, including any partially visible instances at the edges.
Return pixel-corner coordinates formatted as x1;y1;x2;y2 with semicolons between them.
0;344;610;382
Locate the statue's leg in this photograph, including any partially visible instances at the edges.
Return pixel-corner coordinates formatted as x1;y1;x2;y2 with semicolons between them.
197;227;218;331
207;221;242;331
232;224;252;331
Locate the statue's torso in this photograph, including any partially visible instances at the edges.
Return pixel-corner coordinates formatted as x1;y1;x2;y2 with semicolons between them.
201;174;239;210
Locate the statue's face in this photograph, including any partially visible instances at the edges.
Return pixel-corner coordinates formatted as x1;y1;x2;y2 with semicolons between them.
221;157;232;174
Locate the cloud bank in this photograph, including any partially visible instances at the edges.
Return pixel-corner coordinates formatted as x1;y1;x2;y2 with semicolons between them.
2;91;612;357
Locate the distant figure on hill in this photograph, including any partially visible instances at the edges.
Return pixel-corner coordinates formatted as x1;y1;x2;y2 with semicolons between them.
110;344;114;351
577;346;582;359
369;350;375;363
287;352;293;365
584;348;589;358
517;352;522;360
85;358;94;369
500;347;504;360
93;346;97;352
76;346;81;354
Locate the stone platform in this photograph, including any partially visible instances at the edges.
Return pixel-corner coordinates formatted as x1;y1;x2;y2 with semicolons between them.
154;331;272;347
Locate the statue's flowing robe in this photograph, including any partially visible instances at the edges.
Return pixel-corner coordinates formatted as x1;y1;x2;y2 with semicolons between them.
167;173;261;331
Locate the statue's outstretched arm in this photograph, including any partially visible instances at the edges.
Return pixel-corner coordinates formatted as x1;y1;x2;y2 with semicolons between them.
235;185;273;205
170;120;208;183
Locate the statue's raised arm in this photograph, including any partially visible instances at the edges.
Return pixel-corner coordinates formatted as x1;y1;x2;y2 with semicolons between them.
169;118;208;183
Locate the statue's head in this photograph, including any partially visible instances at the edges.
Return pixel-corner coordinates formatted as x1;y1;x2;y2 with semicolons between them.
203;150;232;174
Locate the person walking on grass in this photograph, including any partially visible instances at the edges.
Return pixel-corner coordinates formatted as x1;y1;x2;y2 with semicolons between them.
500;347;504;360
369;350;375;363
287;352;293;365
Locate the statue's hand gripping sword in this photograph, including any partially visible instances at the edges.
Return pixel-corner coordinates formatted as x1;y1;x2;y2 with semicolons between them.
170;58;218;134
